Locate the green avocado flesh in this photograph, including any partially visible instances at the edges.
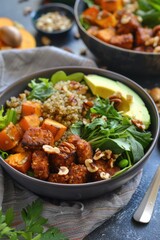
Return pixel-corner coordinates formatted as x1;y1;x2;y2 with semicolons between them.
84;74;150;129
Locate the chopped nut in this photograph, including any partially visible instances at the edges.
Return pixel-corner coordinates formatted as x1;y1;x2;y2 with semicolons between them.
93;149;105;160
153;46;160;53
100;171;111;180
104;150;112;160
131;119;145;130
121;15;131;24
23;6;32;16
145;36;160;47
62;47;74;53
108;158;116;168
85;159;98;172
74;31;80;39
42;145;60;154
41;36;51;46
80;48;87;56
58;166;69;175
148;87;160;102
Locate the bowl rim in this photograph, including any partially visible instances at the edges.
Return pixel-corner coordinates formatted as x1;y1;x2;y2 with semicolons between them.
74;0;160;56
0;66;159;189
31;2;75;35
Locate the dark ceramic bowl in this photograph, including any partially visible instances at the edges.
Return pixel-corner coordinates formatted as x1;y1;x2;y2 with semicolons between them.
0;67;159;200
74;0;160;77
43;0;75;6
31;3;74;36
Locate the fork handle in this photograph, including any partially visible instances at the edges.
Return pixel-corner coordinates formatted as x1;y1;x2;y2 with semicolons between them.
133;166;160;223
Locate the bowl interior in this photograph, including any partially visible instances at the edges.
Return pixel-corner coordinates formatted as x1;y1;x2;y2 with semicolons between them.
0;66;159;200
31;3;74;35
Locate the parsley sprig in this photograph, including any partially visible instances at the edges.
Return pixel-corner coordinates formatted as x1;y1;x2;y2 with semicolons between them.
0;200;69;240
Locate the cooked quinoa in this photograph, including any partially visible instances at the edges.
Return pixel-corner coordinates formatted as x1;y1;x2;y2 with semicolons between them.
42;81;90;127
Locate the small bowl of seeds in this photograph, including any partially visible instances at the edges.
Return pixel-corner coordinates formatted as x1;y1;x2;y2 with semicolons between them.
31;3;74;36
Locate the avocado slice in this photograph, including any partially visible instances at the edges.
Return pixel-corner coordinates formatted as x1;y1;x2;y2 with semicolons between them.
84;74;150;129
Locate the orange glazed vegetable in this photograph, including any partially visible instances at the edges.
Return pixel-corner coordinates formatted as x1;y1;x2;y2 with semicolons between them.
95;11;117;28
21;101;41;117
0;17;36;50
12;141;26;153
5;152;32;173
96;27;116;43
0;18;13;28
19;114;40;131
100;0;123;12
0;122;21;151
82;6;99;24
41;118;67;142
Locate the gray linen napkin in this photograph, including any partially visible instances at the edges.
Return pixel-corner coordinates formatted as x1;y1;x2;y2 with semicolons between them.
0;46;142;240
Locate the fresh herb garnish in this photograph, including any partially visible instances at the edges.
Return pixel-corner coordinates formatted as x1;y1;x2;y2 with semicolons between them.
71;97;152;172
0;106;17;130
0;199;69;240
27;78;55;101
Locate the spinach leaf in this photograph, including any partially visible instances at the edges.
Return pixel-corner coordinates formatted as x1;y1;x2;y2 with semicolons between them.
128;136;144;163
127;125;152;149
136;0;160;27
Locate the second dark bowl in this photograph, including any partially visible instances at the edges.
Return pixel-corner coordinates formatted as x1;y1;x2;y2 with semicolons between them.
74;0;160;77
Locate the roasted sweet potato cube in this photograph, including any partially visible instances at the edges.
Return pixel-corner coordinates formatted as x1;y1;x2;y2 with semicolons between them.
5;152;32;173
0;122;21;151
95;11;117;28
19;114;40;131
12;141;26;153
87;26;100;36
21;101;42;117
96;27;116;43
82;6;99;24
100;0;123;12
41;118;67;142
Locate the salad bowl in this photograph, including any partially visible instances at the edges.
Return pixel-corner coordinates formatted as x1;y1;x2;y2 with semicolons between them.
0;66;159;200
74;0;160;76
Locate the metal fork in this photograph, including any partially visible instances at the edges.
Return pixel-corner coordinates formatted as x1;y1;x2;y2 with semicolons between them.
133;166;160;223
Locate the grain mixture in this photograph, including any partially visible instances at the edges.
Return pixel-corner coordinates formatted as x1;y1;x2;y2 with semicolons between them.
42;80;89;127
